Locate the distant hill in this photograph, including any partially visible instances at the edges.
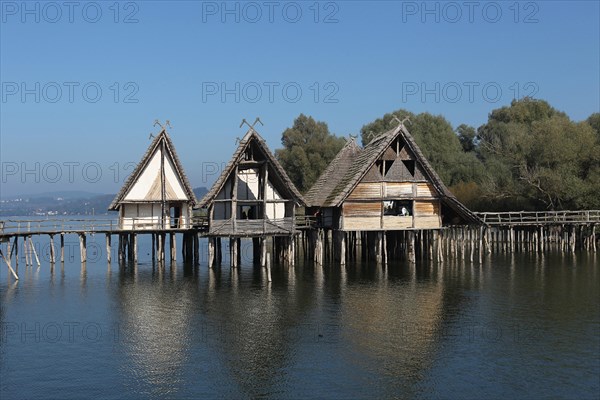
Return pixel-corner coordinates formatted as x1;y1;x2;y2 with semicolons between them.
1;191;103;201
193;187;208;200
0;187;210;216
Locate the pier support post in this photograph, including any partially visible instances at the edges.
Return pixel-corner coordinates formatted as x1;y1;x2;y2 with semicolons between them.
29;236;41;267
208;237;215;268
407;231;416;264
230;237;238;268
194;233;199;265
106;234;111;264
170;232;176;262
49;234;56;264
340;231;346;267
132;233;138;263
266;252;272;282
261;237;267;267
60;233;65;263
79;234;87;263
0;248;19;280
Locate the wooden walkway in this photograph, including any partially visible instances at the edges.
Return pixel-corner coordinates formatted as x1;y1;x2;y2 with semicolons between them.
0;217;209;238
475;210;600;226
0;211;598;281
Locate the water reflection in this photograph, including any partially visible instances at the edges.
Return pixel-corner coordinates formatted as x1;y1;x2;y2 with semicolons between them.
0;251;597;399
113;263;199;398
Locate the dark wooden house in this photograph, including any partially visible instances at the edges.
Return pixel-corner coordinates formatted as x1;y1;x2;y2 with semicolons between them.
305;123;479;230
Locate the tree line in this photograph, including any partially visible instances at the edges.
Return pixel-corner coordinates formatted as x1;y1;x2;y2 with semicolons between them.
275;98;600;211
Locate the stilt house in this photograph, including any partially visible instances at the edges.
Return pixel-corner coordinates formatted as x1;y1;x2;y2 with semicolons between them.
304;122;480;230
109;128;197;230
198;127;305;237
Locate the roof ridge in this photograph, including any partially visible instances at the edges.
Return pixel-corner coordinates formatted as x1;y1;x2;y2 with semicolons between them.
198;130;305;208
108;129;198;210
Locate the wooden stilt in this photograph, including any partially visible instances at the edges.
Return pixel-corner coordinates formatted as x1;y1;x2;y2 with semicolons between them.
106;234;111;264
170;232;176;262
29;237;39;267
132;233;138;263
0;249;19;280
151;234;156;263
266;252;272;282
79;234;87;263
208;237;215;268
340;231;346;267
50;234;56;264
407;230;416;264
230;237;238;268
60;233;64;263
194;233;199;265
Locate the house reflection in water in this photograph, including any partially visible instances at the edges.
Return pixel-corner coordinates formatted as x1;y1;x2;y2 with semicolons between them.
110;259;453;397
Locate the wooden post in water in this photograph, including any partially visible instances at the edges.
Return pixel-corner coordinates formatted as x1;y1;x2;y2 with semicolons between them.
0;248;19;280
105;234;111;264
216;238;222;265
132;233;138;263
194;233;199;265
407;231;416;264
208;237;215;268
266;252;272;282
157;233;163;264
170;232;176;262
30;236;39;267
230;237;238;268
339;231;346;267
13;236;18;270
79;233;87;263
118;234;124;263
49;234;56;264
260;237;267;267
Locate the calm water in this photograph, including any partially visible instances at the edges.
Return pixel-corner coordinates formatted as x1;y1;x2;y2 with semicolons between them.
0;233;599;399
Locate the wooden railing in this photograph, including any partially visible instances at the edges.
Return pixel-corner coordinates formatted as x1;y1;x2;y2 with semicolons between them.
475;210;600;226
0;216;210;235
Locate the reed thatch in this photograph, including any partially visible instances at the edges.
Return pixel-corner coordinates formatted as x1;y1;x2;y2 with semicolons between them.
304;124;481;224
198;128;305;208
109;128;197;210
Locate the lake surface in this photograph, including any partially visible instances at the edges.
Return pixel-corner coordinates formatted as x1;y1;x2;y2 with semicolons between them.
1;233;599;399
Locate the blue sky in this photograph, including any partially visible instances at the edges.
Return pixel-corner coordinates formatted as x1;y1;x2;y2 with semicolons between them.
1;0;599;196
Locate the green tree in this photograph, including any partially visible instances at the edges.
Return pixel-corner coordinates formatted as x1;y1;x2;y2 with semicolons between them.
360;110;484;187
276;114;346;193
477;98;600;210
456;124;477;152
587;113;600;138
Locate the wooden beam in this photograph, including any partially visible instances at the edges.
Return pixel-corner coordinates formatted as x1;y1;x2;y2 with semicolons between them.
232;165;238;234
0;248;19;280
29;236;41;267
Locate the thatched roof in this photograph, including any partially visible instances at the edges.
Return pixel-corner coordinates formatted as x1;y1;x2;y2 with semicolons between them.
303;138;362;207
198;129;305;208
304;124;481;224
108;129;198;210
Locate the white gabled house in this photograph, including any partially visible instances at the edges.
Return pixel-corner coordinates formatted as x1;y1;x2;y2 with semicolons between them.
109;128;197;230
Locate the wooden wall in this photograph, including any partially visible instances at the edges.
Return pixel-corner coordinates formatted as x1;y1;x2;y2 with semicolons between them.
341;181;441;231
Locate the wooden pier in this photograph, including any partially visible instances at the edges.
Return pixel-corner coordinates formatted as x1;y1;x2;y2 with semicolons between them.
1;122;598;281
1;210;598;280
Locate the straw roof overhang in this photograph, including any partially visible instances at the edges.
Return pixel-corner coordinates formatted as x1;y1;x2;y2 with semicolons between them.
198;129;305;208
108;129;198;210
